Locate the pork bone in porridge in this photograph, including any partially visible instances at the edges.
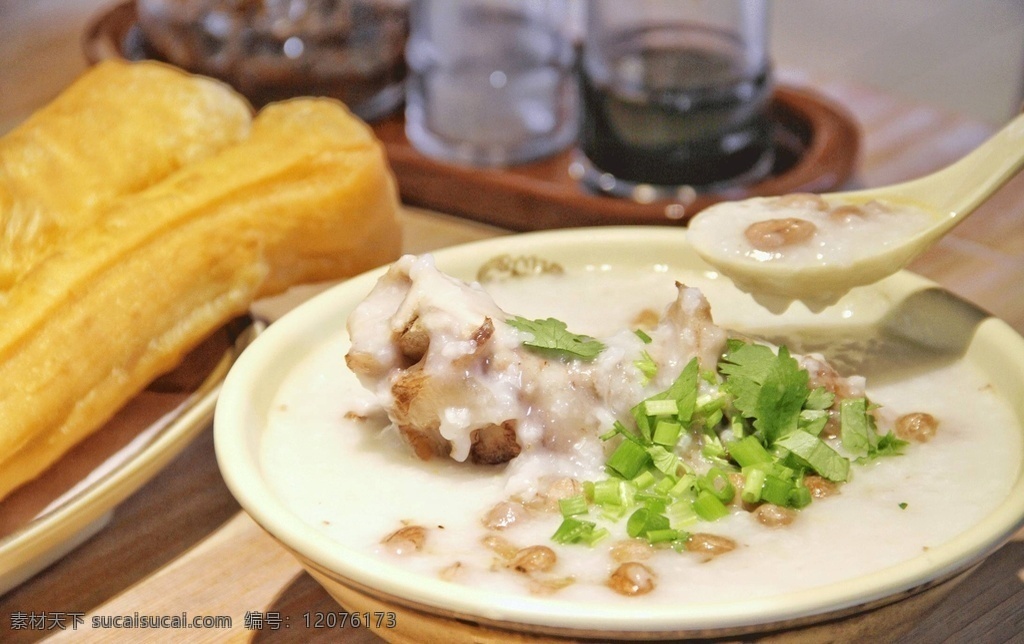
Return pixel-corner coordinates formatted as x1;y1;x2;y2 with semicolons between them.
260;257;1021;603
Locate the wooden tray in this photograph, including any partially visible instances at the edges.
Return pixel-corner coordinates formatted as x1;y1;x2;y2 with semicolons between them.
85;1;860;230
372;89;859;230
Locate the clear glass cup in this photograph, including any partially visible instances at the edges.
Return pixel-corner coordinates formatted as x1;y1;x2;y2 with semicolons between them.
135;0;409;121
576;0;775;198
404;0;579;167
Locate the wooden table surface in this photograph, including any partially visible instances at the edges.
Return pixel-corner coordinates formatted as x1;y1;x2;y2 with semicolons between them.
1;3;1023;643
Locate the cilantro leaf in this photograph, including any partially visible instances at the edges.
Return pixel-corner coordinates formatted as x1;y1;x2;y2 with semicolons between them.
632;357;699;439
805;387;835;410
775;430;850;482
507;316;605;359
720;341;808;443
873;431;909;457
646;444;680;475
839;397;878;457
658;358;699;424
840;398;908;461
719;339;776;381
798;409;829;436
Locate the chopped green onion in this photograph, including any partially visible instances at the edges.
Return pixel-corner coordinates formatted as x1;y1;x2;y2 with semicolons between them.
646;528;681;544
703;408;724;430
582;480;595;501
632;469;657;490
700;467;735;504
760;475;794;507
643;399;679;417
730;415;748;439
625;508;649;538
652;420;682;447
607;439;651;479
552;335;904;550
626;507;671;539
635;358;699;422
634;329;653;344
692;490;730;521
592;479;621;506
635;493;669;514
558;494;589;517
584;527;611;546
669;474;697;498
789;483;812;509
741;467;766;504
551;518;597;544
695;392;727;418
653;475;676;496
618;480;637;507
728;435;773;467
667;499;699;527
702;434;727;459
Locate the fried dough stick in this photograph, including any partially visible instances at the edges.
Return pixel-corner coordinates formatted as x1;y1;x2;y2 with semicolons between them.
0;60;252;289
0;98;401;499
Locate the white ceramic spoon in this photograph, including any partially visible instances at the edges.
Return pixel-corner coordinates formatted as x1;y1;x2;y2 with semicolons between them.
687;111;1024;311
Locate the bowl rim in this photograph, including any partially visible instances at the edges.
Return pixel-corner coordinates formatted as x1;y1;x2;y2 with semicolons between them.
215;226;1024;635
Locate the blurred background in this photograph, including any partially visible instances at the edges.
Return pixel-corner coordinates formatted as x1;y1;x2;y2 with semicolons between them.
1;0;1023;136
769;0;1024;126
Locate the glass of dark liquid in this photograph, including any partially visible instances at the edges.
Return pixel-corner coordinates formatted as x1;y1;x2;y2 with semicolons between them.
576;0;774;199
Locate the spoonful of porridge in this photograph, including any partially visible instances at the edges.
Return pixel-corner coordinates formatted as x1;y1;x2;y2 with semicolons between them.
687;111;1024;311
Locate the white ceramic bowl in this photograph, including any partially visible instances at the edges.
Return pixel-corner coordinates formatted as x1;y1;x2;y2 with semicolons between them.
215;227;1024;642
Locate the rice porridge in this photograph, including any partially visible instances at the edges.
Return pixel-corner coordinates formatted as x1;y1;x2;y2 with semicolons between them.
260;264;1021;604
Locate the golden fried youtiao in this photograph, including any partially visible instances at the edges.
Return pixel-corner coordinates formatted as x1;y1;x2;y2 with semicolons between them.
0;59;252;289
0;96;401;500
